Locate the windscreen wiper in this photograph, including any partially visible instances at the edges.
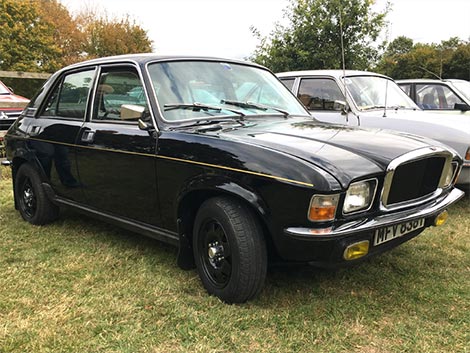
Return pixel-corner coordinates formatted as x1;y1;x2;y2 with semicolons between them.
164;102;245;118
221;99;290;118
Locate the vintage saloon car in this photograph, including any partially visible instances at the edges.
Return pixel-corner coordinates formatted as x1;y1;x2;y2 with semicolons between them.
3;55;465;303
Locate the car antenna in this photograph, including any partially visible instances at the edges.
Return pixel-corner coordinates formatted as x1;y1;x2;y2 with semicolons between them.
338;8;349;123
383;78;389;117
419;66;442;80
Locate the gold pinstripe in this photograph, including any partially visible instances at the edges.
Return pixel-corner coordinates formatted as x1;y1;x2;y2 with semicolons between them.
27;137;314;187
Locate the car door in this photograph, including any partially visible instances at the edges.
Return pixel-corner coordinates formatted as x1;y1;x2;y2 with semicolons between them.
75;64;161;225
28;68;96;202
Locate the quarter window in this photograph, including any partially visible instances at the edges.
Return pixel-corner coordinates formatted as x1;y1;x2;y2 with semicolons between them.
42;70;95;119
298;78;344;110
280;78;295;92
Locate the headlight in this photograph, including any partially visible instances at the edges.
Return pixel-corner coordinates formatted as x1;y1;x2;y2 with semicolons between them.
343;179;377;214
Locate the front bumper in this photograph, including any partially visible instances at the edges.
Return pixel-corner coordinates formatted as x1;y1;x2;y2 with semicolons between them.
281;187;465;265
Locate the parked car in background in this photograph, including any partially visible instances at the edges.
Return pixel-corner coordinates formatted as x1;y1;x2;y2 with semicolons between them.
0;80;30;130
397;78;470;114
277;70;470;191
1;80;30;154
3;55;464;303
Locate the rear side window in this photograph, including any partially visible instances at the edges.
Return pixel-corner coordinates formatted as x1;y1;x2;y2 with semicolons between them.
298;78;344;110
41;70;95;120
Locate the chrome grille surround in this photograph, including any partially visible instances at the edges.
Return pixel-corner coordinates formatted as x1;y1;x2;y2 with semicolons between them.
380;147;454;211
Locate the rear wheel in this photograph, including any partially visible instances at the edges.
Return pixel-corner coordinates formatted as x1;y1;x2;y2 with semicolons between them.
193;196;267;303
15;163;59;225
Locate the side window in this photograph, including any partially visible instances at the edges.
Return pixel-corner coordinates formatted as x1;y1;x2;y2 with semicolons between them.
280;78;295;92
93;67;148;121
42;70;95;119
298;78;344;110
416;84;463;110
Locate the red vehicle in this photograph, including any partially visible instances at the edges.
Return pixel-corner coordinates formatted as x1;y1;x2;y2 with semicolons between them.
0;80;29;149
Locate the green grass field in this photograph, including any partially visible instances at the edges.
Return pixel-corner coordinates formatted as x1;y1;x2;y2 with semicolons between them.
1;165;469;353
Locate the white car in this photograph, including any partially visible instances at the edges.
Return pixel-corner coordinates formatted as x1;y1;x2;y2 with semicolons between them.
277;70;470;191
397;78;470;114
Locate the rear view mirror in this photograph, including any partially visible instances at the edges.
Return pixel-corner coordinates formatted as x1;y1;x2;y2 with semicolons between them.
454;103;470;112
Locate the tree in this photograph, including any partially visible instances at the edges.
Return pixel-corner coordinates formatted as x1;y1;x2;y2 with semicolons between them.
0;0;153;73
250;0;390;72
77;10;153;59
36;0;85;67
375;37;470;80
0;0;61;72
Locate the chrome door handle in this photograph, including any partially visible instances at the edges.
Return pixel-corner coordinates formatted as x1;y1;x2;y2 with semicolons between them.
81;130;95;143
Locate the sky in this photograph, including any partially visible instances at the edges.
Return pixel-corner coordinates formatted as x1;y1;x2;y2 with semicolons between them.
61;0;470;60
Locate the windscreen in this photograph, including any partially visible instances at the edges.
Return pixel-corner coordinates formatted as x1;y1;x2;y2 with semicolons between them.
147;61;308;121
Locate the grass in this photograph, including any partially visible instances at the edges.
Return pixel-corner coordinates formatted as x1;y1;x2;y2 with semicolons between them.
1;164;469;353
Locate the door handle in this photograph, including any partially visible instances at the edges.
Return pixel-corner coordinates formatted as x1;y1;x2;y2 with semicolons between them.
81;130;95;143
30;125;41;135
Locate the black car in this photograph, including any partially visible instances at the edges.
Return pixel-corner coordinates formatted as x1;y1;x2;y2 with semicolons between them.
2;55;465;303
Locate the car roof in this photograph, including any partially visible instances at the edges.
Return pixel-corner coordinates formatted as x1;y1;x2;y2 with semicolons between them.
61;53;265;71
396;78;468;84
276;69;390;80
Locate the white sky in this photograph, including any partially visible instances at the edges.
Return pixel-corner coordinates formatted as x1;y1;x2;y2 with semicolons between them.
61;0;470;60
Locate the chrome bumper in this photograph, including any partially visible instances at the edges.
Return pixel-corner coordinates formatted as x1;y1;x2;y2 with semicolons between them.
285;188;464;239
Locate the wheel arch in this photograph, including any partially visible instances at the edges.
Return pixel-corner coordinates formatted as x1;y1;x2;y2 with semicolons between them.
175;177;276;270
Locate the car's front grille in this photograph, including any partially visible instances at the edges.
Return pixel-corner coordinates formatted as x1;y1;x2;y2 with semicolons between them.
381;147;454;210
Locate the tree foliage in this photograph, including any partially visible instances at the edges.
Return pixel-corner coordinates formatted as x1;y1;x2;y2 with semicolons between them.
375;36;470;80
250;0;390;72
0;0;60;72
76;10;153;59
0;0;153;73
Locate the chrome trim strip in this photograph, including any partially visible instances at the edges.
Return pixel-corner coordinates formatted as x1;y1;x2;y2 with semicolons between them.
285;188;464;239
21;137;315;188
380;147;453;211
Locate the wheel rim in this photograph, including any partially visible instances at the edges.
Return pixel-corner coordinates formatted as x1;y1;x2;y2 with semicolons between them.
20;177;36;219
198;219;232;288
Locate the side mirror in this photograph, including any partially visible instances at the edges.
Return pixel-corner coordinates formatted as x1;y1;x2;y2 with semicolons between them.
454;103;470;112
333;100;349;114
121;104;145;120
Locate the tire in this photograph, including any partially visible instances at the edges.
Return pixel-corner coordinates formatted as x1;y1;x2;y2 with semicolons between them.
193;196;267;303
15;163;59;225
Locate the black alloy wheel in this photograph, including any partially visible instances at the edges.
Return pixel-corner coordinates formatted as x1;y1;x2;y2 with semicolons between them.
193;196;267;303
15;163;59;225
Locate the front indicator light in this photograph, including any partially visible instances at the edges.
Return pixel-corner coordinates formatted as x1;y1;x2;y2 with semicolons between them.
465;147;470;161
344;241;369;260
308;194;339;222
434;210;448;226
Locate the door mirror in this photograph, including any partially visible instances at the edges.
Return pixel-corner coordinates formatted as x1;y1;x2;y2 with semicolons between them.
454;103;470;112
121;104;146;120
333;100;349;113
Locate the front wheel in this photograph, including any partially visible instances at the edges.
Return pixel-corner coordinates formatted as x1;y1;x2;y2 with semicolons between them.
15;163;59;225
193;196;267;303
